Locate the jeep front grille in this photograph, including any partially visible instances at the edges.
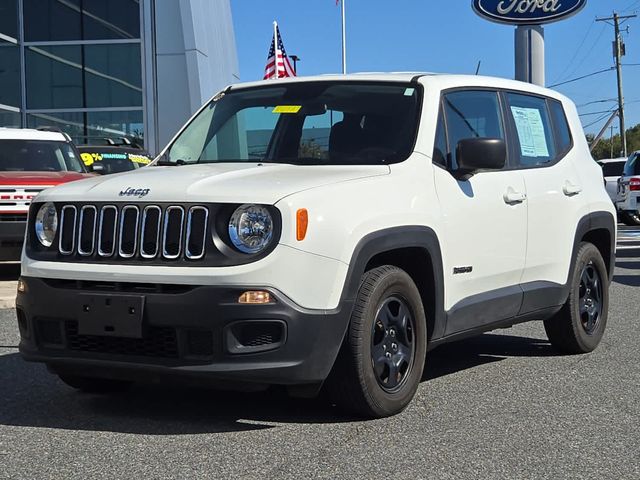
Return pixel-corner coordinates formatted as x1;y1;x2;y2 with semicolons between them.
57;204;209;261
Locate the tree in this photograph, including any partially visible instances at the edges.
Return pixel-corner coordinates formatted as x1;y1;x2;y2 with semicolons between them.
589;122;640;160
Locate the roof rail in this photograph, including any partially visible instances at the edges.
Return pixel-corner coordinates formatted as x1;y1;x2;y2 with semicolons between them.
36;126;72;143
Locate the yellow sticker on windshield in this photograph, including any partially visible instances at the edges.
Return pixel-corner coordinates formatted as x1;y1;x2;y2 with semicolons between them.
273;105;302;114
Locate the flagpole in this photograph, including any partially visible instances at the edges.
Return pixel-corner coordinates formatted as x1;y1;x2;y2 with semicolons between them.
341;0;347;74
273;21;279;78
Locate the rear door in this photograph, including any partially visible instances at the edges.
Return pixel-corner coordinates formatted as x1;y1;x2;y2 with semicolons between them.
503;93;584;313
433;89;528;335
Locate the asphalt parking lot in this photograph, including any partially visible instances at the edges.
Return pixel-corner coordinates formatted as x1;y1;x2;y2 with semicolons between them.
0;227;639;479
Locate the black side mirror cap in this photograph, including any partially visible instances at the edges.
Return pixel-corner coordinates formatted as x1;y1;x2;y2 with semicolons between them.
456;138;507;175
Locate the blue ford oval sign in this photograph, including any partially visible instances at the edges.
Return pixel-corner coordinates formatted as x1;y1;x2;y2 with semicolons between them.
472;0;587;25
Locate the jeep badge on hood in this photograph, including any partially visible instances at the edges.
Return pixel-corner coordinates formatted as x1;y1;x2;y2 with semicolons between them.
119;187;150;198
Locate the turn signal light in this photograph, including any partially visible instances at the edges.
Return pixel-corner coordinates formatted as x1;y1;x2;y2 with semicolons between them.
296;208;308;241
17;278;27;293
238;291;273;304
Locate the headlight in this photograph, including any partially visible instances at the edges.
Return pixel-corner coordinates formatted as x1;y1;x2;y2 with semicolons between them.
228;204;274;254
35;202;58;247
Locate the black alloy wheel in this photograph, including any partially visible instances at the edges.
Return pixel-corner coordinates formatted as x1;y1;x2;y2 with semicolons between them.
578;262;603;335
371;296;416;392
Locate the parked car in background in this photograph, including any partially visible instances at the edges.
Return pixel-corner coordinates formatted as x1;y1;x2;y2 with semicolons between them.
597;157;627;203
78;145;152;175
616;151;640;226
0;128;92;261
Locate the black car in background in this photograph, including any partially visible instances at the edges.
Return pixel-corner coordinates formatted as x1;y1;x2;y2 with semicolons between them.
77;145;152;174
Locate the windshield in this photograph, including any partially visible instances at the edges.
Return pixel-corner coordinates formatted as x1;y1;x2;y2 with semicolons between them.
164;81;421;166
0;140;85;173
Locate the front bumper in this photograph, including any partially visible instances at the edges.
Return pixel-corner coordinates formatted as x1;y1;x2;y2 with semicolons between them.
0;220;26;261
16;277;352;386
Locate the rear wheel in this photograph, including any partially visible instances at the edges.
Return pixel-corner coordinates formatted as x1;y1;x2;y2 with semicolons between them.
58;374;132;394
327;265;427;418
544;242;609;354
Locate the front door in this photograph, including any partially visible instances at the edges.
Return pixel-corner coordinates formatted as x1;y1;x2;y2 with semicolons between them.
433;90;528;335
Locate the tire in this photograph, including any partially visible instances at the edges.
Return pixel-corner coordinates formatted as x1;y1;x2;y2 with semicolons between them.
58;374;132;394
326;265;427;418
621;211;640;226
544;242;609;354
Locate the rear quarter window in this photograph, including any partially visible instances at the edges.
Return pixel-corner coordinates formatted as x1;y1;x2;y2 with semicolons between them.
549;100;573;155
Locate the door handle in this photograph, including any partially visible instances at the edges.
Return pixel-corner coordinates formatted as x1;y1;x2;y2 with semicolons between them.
503;188;527;205
563;181;582;196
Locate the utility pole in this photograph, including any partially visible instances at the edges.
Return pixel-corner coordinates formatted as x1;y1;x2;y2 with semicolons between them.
597;12;637;158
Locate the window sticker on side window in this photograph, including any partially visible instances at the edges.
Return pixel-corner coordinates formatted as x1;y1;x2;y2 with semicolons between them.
510;107;549;157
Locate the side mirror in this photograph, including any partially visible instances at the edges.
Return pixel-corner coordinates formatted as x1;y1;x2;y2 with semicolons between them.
456;138;506;174
90;163;105;174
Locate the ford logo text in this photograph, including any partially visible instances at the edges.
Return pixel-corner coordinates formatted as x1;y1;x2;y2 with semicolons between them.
472;0;587;25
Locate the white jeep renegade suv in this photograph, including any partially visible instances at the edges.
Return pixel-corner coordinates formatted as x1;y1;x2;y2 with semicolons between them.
17;74;616;418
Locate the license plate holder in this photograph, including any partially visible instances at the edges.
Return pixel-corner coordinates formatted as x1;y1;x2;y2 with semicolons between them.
77;293;145;338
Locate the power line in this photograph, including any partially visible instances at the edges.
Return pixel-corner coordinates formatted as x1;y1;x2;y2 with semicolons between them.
583;110;618;129
579;110;620;117
556;24;608;84
577;99;617;108
551;20;595;85
548;67;614;88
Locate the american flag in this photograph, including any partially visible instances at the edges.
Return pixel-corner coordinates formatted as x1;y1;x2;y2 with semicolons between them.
264;23;296;79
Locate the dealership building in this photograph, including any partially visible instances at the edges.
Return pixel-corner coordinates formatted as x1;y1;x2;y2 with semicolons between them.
0;0;239;155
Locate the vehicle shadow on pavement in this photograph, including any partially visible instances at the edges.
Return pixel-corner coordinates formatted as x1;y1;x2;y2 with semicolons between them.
423;333;555;381
0;332;557;433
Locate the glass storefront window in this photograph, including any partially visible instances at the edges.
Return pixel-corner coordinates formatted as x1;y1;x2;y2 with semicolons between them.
24;0;139;42
82;0;140;40
0;0;18;40
0;109;21;128
24;0;82;42
27;110;143;147
26;44;142;110
86;110;143;146
27;111;86;141
85;44;142;108
0;41;21;108
26;45;84;109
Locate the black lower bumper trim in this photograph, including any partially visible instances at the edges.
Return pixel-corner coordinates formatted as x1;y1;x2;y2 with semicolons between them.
17;277;352;385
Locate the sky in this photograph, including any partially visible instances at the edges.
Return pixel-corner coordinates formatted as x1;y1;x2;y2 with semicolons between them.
231;0;640;139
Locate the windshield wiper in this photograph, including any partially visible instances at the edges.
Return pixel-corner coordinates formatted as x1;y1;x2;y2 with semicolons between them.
155;158;186;166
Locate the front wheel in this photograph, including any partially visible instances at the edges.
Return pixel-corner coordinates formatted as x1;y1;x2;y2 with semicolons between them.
544;242;609;354
327;265;427;418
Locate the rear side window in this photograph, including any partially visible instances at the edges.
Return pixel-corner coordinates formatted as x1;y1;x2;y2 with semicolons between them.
505;93;556;167
549;100;572;154
443;90;504;170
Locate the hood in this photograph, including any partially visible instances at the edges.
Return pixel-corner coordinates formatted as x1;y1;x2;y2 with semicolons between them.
0;171;92;186
37;163;390;204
